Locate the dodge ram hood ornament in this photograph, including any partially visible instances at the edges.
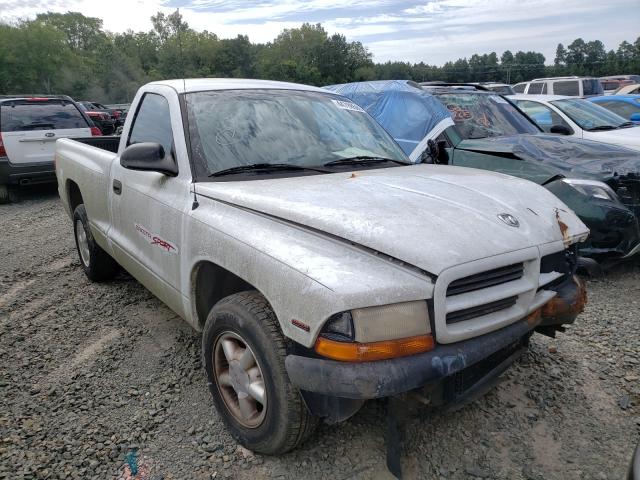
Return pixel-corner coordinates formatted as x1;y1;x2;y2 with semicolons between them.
498;213;520;227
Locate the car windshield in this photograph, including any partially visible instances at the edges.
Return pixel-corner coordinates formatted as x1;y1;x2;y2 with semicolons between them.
551;98;630;130
186;89;409;179
436;93;540;139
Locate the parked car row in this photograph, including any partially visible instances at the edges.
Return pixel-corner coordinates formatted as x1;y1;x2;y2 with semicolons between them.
0;94;130;202
0;76;631;462
326;81;640;262
512;75;640;97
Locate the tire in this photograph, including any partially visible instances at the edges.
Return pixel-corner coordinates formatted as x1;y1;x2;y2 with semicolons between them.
73;204;119;281
0;184;8;204
202;291;317;454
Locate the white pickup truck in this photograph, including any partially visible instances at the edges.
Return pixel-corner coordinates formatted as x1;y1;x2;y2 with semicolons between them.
56;79;589;455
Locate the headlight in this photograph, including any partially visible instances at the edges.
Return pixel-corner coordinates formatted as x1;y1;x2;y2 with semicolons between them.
561;178;619;202
315;301;434;362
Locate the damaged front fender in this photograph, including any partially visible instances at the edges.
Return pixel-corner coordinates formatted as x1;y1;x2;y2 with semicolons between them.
545;178;640;260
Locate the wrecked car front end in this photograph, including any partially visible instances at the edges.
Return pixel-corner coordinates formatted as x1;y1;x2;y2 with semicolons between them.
456;135;640;262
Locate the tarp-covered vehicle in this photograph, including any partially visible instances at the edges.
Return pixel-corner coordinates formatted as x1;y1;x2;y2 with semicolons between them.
326;81;640;261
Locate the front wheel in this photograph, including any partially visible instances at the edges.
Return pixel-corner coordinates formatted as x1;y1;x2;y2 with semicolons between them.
202;291;317;454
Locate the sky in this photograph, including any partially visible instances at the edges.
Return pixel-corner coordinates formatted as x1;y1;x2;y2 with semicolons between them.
0;0;638;65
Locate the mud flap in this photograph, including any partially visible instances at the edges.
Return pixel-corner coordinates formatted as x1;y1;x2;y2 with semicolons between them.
385;396;406;479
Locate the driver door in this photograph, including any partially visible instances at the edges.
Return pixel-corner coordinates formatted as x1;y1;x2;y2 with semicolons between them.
108;91;191;315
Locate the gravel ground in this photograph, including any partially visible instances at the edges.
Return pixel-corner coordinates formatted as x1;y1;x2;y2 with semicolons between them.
1;186;639;480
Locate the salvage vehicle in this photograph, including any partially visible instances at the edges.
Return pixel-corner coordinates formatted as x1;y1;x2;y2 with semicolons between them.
326;81;640;261
87;101;124;127
0;95;100;203
512;76;603;97
78;101;116;134
511;94;640;152
588;95;640;124
474;82;515;95
617;84;640;96
56;78;589;455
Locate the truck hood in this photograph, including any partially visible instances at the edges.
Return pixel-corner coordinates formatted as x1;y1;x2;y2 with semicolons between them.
195;165;587;276
457;134;640;181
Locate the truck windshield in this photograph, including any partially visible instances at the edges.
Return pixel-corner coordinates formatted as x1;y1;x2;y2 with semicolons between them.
185;89;408;180
551;98;630;131
436;93;540;139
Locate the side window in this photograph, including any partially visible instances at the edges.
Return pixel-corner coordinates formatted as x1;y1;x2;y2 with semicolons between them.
552;81;579;96
128;93;174;157
528;82;544;94
512;83;526;93
516;100;572;133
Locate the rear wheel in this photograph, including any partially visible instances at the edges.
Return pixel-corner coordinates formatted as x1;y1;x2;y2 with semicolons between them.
73;204;119;281
0;185;8;204
202;291;317;454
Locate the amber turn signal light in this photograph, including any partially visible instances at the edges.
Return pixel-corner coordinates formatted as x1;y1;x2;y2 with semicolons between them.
314;334;435;362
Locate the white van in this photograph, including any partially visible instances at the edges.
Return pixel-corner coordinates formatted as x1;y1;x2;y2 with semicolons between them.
512;76;603;97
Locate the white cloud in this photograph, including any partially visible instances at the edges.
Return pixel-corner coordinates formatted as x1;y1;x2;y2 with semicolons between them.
0;0;637;66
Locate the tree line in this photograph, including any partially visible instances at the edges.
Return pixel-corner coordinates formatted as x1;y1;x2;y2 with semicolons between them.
1;11;639;102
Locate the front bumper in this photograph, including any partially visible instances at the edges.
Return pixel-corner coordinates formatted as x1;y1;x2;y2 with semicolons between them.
0;157;56;186
285;316;537;400
538;274;587;328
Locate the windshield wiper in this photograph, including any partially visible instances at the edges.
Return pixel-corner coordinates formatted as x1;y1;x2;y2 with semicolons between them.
585;125;617;131
323;156;409;167
618;121;636;128
209;163;329;177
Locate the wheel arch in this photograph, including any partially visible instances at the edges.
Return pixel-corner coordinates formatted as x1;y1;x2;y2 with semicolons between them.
66;179;83;214
191;260;273;331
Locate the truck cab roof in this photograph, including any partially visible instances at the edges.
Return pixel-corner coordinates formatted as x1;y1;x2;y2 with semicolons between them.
149;78;328;94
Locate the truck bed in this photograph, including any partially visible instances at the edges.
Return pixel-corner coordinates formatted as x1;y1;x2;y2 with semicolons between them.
72;136;120;154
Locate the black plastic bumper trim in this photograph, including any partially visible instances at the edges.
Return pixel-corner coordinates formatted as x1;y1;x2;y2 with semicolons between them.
285;318;536;400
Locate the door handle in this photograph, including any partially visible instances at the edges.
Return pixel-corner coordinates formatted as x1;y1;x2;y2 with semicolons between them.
113;179;122;195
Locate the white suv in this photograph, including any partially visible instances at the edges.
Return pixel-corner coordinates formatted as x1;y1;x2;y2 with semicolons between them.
512;76;603;97
0;96;100;203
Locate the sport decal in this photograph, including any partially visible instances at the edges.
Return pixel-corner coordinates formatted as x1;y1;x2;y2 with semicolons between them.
331;99;366;113
135;224;179;254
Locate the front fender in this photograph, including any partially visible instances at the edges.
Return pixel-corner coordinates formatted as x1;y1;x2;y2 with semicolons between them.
182;198;433;348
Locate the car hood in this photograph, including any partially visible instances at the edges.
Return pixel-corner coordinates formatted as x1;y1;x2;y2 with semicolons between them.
457;134;640;180
195;165;587;276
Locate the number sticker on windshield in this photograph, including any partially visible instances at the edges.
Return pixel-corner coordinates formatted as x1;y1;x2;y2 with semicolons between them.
331;99;365;113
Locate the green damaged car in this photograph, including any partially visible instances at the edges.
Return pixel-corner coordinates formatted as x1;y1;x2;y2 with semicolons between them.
326;81;640;262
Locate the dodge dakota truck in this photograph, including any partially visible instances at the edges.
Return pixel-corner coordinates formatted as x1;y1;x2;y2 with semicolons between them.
56;79;589;455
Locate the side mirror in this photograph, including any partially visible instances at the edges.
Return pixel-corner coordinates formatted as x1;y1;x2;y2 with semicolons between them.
120;142;178;176
550;124;572;135
436;140;450;165
630;112;640;122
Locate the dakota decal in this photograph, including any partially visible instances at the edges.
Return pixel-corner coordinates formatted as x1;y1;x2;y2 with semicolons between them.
135;224;179;254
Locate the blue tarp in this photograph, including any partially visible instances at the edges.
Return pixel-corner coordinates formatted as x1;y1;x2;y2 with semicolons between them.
324;80;454;160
